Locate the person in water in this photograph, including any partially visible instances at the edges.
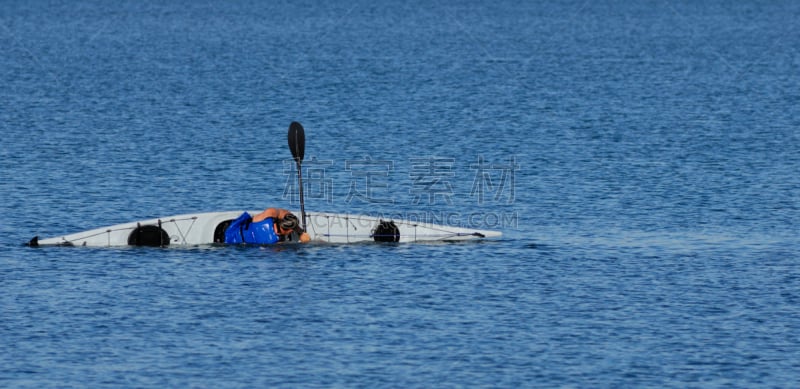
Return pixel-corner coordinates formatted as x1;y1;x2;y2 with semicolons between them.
253;208;311;243
224;208;310;244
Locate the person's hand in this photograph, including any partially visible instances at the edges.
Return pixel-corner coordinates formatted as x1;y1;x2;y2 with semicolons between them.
299;232;310;243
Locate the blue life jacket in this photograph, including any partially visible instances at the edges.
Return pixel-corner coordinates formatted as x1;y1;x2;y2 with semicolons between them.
224;212;281;244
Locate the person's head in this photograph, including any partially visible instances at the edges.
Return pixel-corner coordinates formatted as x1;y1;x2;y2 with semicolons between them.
277;213;299;235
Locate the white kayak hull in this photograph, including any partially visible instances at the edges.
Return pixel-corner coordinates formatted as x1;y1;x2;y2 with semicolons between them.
29;210;502;247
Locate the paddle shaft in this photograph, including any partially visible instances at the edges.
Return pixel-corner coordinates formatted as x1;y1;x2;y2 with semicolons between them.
296;160;306;230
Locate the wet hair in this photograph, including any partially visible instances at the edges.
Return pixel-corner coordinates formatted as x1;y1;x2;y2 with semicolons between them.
279;213;299;231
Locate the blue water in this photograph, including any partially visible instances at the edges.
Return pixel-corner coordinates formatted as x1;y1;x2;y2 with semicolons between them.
2;0;799;387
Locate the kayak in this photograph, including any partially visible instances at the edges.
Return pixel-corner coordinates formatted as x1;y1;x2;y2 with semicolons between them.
28;122;503;248
27;210;502;247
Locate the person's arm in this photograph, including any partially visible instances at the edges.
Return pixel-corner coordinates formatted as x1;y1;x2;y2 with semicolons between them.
276;208;291;220
252;208;284;222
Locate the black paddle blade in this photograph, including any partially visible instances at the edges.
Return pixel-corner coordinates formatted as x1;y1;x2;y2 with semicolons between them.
288;121;305;163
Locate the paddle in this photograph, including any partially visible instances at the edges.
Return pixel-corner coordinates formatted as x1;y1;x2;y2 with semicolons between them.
288;121;307;230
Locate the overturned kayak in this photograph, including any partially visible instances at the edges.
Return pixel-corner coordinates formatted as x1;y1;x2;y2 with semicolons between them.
27;210;502;247
28;123;502;248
